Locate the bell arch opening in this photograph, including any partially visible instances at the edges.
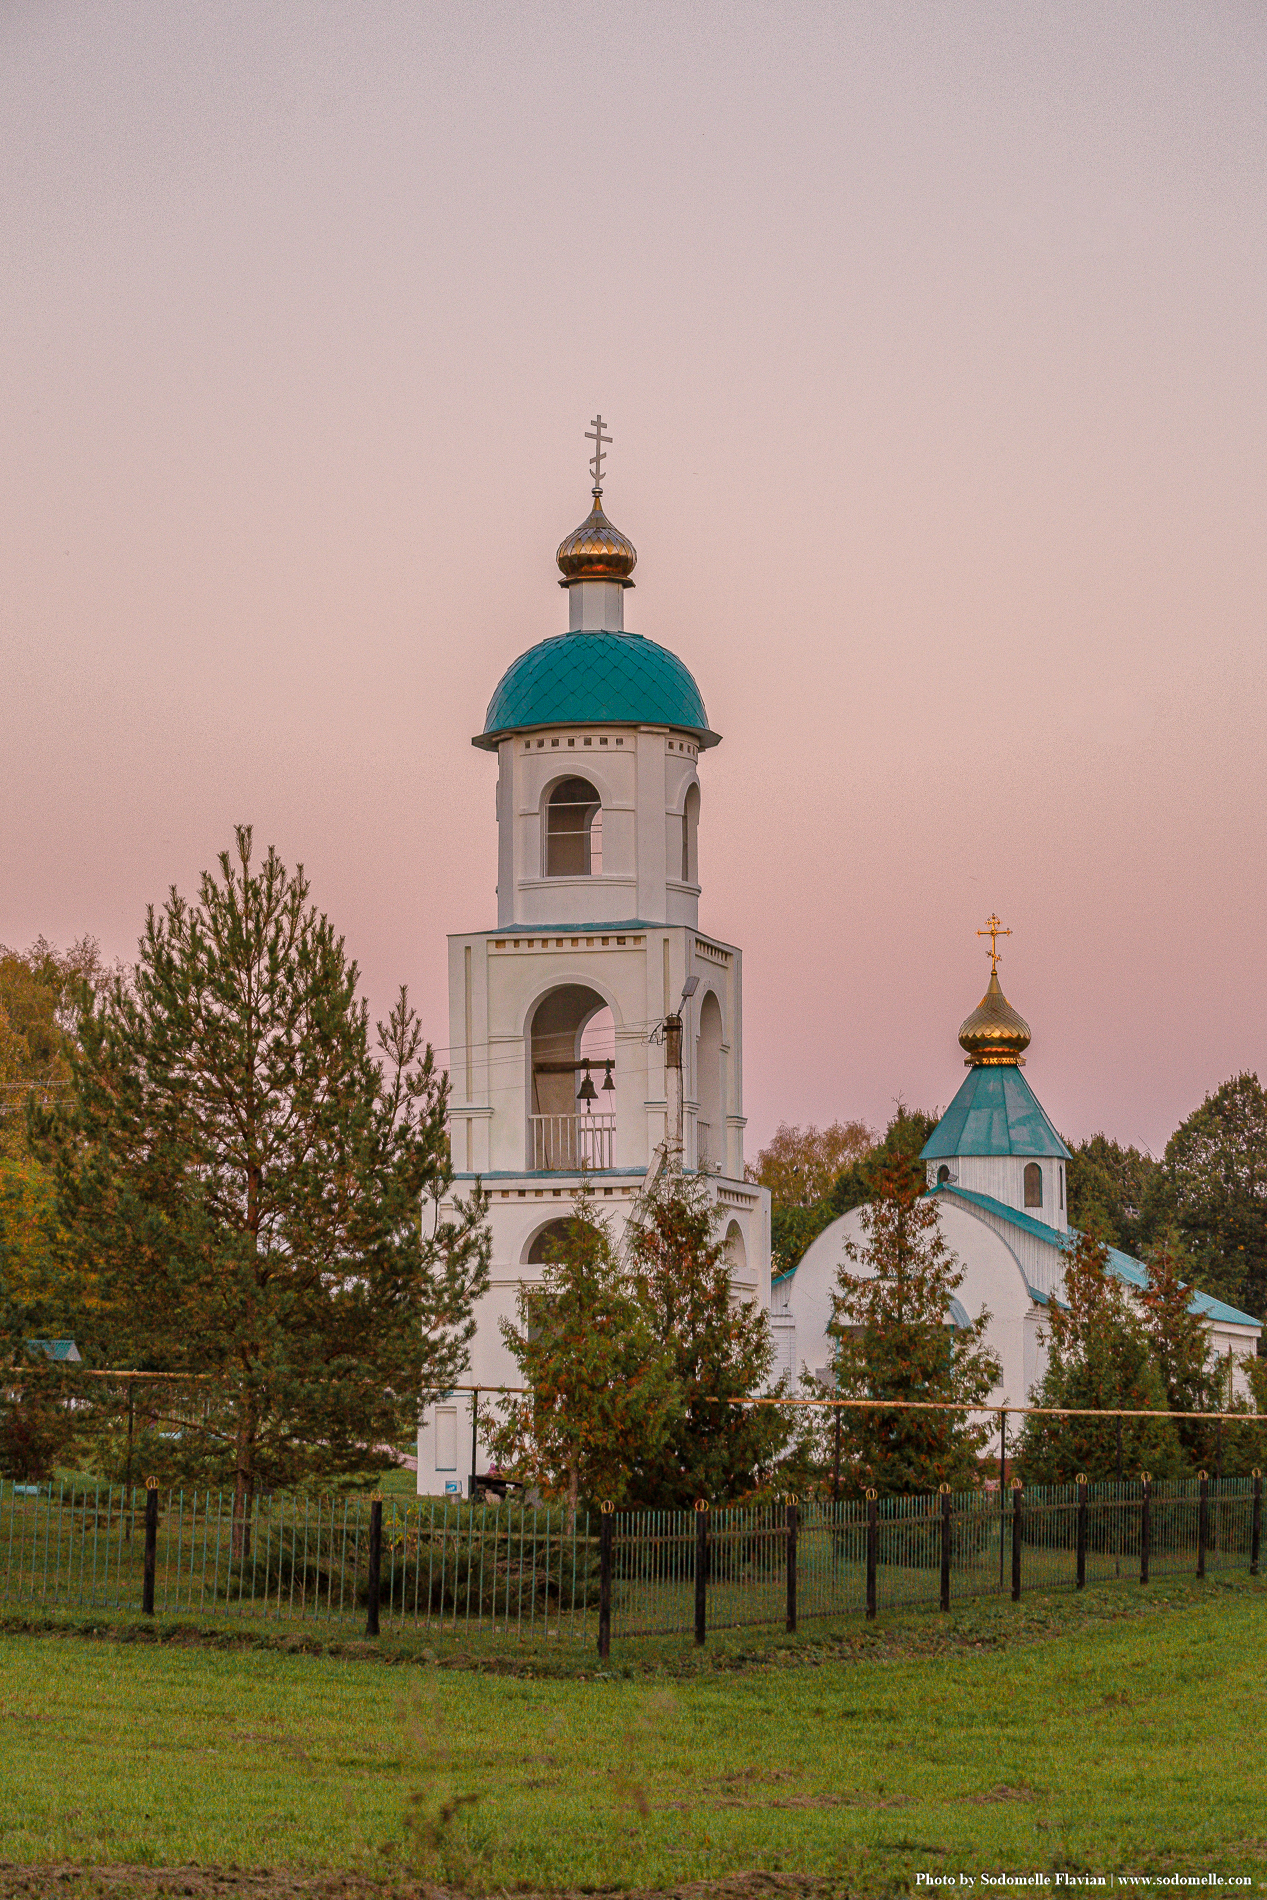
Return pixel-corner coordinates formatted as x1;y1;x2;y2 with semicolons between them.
696;989;723;1173
529;984;616;1170
524;1218;574;1266
545;777;602;877
681;781;700;884
723;1218;746;1275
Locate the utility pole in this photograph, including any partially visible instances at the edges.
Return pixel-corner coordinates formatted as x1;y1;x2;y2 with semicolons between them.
664;1011;683;1156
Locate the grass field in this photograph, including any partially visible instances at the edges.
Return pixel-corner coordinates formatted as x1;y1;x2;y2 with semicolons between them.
0;1576;1263;1895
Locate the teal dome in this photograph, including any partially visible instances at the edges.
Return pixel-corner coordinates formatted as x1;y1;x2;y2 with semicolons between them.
921;1065;1071;1162
474;630;719;751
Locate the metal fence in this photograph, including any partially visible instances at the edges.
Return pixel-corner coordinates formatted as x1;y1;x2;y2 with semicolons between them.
1;1472;1260;1653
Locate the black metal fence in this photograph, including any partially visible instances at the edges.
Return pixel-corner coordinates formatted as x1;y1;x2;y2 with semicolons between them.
1;1472;1260;1654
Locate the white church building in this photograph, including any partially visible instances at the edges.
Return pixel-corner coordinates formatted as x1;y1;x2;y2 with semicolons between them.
772;948;1262;1418
417;432;771;1494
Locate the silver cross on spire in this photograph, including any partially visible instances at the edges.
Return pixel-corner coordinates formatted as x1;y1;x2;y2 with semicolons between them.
585;413;611;497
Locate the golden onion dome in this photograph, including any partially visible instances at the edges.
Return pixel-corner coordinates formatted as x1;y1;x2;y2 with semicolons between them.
556;493;637;583
958;970;1031;1067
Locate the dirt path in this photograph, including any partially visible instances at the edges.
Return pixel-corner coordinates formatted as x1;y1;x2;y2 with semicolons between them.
0;1869;843;1900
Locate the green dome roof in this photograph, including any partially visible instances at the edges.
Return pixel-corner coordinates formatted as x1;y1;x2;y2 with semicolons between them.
921;1064;1071;1161
474;631;719;751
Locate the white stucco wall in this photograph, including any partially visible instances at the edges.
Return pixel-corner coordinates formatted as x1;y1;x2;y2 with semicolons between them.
781;1202;1031;1412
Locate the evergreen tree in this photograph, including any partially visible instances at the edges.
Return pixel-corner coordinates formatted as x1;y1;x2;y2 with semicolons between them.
623;1162;788;1506
33;828;490;1543
828;1162;1001;1495
1138;1227;1219;1466
491;1188;678;1519
1019;1230;1178;1482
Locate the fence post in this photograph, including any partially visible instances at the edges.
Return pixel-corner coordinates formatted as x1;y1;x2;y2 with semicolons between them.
1197;1471;1208;1580
1076;1475;1087;1590
998;1409;1007;1592
365;1495;383;1637
142;1478;159;1616
1011;1478;1023;1603
938;1484;952;1613
866;1488;878;1620
785;1496;798;1634
1251;1470;1261;1579
598;1502;613;1660
1139;1473;1151;1587
694;1500;709;1648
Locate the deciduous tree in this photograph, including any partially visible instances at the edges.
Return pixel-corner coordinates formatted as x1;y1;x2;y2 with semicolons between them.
1064;1133;1158;1260
750;1120;874;1209
1144;1073;1267;1323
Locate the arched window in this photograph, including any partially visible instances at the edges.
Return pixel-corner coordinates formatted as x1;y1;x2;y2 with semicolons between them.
696;990;723;1171
546;778;601;877
526;1219;573;1266
681;783;700;885
1024;1162;1043;1208
937;1164;951;1186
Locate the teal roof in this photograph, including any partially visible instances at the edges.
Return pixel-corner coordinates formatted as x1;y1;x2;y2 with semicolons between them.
938;1185;1262;1328
921;1064;1071;1161
475;631;719;750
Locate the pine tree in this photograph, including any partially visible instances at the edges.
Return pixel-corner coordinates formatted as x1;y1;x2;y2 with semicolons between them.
33;828;490;1546
491;1188;678;1519
828;1163;1001;1495
1138;1227;1220;1467
1019;1229;1178;1482
623;1162;788;1507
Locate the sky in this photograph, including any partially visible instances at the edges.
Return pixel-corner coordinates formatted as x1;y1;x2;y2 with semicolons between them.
3;2;1265;1160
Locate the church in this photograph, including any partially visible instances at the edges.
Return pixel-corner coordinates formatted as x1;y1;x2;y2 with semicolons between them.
771;936;1262;1412
417;424;771;1495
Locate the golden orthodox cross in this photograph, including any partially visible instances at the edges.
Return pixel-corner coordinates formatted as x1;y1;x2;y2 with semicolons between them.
977;914;1012;972
586;414;611;494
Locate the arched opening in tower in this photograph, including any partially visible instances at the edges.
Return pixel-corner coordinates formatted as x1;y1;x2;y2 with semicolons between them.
545;778;602;877
696;989;723;1173
529;984;616;1171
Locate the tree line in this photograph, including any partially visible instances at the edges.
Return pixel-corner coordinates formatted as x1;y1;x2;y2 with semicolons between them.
4;832;1264;1510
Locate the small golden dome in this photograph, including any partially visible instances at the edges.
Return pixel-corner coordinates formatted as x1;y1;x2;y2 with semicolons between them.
958;970;1031;1067
556;494;637;583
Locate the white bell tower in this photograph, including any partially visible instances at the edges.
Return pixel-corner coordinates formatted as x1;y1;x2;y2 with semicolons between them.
418;423;771;1497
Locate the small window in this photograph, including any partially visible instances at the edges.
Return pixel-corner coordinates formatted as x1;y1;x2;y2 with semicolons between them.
434;1407;457;1470
937;1164;950;1186
1059;1164;1064;1210
546;778;601;876
1024;1162;1043;1208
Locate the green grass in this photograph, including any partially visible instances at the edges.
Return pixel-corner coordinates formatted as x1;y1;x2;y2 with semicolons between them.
0;1578;1264;1893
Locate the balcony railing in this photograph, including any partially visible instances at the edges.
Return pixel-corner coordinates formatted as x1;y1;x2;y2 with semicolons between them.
530;1113;615;1172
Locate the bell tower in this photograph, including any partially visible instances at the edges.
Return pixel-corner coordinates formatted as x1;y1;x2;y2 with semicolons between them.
418;423;772;1496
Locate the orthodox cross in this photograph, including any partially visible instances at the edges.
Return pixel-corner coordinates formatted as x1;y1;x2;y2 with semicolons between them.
586;414;611;493
977;914;1012;972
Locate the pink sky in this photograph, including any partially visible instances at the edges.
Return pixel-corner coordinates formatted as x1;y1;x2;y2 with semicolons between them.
3;4;1266;1160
